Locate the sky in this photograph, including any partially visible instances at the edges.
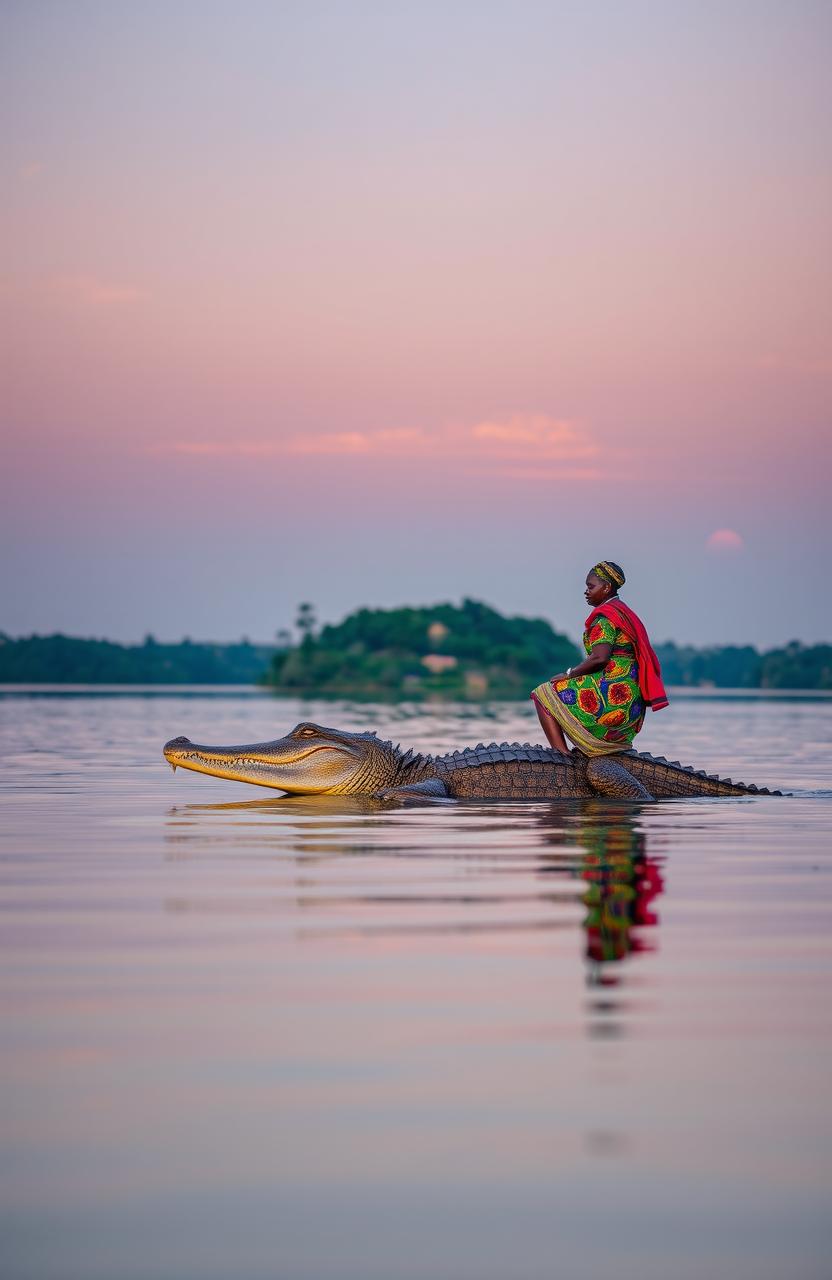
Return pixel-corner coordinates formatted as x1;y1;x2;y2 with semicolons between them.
2;0;830;649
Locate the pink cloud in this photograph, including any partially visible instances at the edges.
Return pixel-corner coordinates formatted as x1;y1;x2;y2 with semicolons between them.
285;432;370;454
41;273;146;308
706;528;745;553
158;414;603;476
468;414;597;460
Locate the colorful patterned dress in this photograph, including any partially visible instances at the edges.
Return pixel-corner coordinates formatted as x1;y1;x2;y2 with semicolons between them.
532;615;645;755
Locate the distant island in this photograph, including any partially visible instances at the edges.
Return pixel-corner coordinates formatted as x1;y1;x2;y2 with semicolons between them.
1;599;829;695
0;633;274;686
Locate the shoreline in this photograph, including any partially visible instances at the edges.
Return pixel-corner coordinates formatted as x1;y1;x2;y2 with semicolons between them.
2;683;829;701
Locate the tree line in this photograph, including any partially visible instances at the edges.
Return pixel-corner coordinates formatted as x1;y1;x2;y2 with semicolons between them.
0;633;272;685
1;603;829;694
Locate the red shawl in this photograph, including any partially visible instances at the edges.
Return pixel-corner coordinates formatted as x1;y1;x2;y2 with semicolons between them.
586;599;669;712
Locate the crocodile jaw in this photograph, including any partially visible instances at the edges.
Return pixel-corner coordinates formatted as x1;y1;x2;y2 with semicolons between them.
163;736;363;793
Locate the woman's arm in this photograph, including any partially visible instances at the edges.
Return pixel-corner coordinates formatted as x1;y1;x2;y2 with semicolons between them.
550;643;612;684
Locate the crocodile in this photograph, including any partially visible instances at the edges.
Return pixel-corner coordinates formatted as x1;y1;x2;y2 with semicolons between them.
163;721;782;801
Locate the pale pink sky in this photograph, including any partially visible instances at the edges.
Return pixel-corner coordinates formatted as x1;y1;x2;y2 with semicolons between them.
2;1;830;646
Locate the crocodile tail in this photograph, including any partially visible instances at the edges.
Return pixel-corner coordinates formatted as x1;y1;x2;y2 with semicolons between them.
625;751;782;797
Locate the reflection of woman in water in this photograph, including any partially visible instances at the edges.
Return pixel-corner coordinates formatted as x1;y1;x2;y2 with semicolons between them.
532;560;668;756
577;811;662;965
536;801;663;968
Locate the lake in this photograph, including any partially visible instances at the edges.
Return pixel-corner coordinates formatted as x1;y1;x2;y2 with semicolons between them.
1;689;830;1279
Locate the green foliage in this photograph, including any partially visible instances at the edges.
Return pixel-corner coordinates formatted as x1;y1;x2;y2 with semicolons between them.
0;633;272;685
295;603;317;639
655;642;762;688
1;616;828;695
269;598;580;699
759;642;832;690
654;640;832;690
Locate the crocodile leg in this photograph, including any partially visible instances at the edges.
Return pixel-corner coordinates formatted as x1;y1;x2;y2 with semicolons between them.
374;778;450;801
586;756;654;800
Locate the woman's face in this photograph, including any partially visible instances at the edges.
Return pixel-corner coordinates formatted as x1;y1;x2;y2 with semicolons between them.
585;572;611;608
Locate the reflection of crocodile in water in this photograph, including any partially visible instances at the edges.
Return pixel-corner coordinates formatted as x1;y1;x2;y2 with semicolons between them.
163;722;783;801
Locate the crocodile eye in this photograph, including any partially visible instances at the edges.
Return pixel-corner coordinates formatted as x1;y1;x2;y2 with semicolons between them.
297;725;317;738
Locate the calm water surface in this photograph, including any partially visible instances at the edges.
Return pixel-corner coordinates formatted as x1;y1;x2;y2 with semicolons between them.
1;691;831;1280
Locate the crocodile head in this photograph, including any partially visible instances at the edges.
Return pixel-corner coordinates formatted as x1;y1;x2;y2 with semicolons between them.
163;721;401;794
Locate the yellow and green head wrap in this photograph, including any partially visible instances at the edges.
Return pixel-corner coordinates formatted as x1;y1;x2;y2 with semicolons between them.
591;561;626;589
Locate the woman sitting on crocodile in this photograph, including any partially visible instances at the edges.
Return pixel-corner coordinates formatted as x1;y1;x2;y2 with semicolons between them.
532;561;668;756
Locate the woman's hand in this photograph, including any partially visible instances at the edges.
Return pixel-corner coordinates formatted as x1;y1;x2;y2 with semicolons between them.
552;643;613;684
